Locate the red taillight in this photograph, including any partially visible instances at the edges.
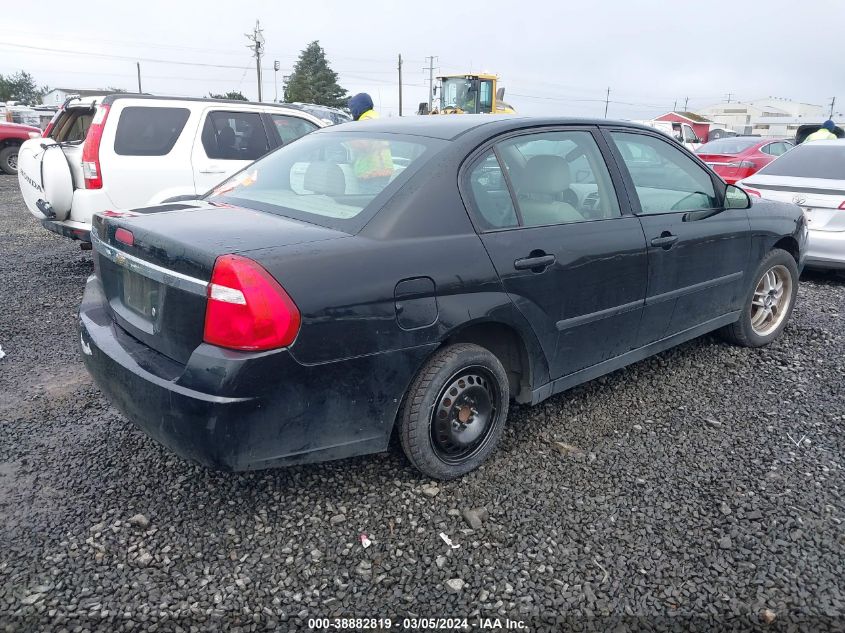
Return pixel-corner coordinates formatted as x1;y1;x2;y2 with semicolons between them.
203;254;300;351
81;104;110;189
743;187;762;198
728;160;756;169
115;228;134;246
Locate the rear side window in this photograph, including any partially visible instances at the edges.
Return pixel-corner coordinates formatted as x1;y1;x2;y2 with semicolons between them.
271;114;317;145
114;107;190;156
467;151;518;230
201;111;270;161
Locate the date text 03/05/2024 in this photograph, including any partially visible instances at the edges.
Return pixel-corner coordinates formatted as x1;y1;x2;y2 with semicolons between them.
308;617;529;630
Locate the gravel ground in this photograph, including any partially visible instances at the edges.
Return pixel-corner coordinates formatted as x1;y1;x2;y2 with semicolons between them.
1;172;844;633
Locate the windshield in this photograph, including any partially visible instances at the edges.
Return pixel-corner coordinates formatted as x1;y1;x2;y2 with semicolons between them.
440;77;484;114
757;144;845;180
207;131;442;231
696;138;759;155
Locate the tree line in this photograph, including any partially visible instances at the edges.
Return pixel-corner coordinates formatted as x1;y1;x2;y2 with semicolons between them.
5;40;348;108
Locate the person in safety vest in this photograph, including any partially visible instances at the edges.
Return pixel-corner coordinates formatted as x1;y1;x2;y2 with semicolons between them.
347;93;394;193
806;120;838;142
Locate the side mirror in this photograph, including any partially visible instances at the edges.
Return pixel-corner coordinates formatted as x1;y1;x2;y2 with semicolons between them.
725;184;751;210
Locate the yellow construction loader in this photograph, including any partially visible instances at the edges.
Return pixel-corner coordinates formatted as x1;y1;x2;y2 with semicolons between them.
425;74;515;115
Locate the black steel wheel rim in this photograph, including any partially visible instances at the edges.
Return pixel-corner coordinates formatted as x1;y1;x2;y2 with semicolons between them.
429;366;500;464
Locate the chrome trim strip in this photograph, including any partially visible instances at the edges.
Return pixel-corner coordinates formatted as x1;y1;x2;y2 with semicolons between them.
91;230;208;296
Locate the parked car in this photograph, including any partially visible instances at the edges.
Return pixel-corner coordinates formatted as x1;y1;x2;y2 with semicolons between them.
696;136;793;184
17;94;326;242
282;102;352;125
738;139;845;270
0;120;42;175
79;116;806;479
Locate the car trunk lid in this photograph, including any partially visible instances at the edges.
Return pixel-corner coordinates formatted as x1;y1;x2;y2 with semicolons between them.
743;176;845;232
92;204;348;363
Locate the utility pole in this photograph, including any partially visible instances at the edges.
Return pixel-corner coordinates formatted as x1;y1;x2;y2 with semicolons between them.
397;54;403;116
425;56;437;111
673;99;677;111
684;96;689;111
604;87;610;118
830;96;837;119
246;20;265;102
136;62;142;93
274;60;280;103
725;92;733;103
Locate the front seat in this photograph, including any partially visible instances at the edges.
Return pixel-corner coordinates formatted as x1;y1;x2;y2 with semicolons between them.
517;155;582;226
216;126;237;159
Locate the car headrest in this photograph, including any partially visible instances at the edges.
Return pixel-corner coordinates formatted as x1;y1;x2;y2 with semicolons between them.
304;161;346;196
522;155;572;195
218;126;235;146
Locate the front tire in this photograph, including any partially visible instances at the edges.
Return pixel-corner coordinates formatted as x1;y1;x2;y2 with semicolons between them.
0;146;19;175
722;248;798;347
399;343;509;480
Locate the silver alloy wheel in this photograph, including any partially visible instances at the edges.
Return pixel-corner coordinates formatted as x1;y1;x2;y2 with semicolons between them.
750;264;792;336
7;152;17;171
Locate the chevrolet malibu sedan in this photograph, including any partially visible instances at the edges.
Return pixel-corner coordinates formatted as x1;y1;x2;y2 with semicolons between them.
738;139;845;270
80;116;807;479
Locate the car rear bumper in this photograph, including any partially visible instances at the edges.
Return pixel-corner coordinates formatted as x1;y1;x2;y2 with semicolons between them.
79;275;433;471
42;219;91;242
805;229;845;270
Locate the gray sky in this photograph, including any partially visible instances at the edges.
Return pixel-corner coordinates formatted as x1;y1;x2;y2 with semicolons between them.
2;0;843;120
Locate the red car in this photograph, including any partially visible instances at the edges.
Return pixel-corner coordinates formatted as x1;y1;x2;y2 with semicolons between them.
696;137;794;185
0;120;43;175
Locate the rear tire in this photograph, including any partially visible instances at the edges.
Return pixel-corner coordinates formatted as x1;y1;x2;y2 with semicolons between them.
722;248;798;347
0;146;19;175
399;343;509;480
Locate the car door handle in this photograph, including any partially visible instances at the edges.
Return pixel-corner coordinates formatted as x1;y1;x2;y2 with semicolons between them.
514;253;556;272
650;233;679;249
199;165;226;174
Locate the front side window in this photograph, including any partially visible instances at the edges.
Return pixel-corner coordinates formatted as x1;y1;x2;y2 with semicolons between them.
271;114;318;145
610;131;718;214
201;111;270;161
208;131;439;231
113;107;190;156
682;125;698;142
496;130;621;227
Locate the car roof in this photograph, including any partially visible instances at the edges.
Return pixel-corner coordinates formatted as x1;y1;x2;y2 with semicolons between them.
318;115;653;140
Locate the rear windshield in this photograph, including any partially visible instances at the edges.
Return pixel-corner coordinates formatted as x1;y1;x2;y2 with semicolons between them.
114;106;190;156
207;131;443;231
49;107;94;143
696;138;759;155
757;144;845;179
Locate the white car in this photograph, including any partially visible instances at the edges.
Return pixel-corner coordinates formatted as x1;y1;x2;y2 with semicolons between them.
17;94;326;242
738;139;845;270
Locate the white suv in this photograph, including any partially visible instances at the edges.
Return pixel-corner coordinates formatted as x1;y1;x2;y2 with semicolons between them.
17;94;326;242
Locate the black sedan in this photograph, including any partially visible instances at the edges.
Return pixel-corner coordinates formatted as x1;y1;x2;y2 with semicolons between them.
80;116;807;479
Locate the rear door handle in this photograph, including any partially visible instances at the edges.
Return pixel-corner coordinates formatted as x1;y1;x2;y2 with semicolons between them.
199;164;226;174
650;233;679;249
514;254;556;272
